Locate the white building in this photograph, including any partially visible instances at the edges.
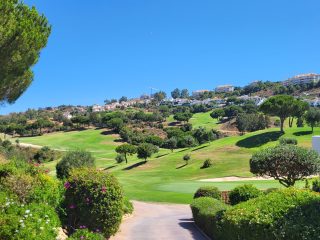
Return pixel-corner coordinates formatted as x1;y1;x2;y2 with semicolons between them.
62;112;72;119
192;90;210;97
282;73;320;86
215;85;234;93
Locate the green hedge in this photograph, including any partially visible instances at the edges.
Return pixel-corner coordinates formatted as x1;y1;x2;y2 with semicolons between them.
194;186;221;200
219;188;320;240
228;184;261;205
191;197;229;239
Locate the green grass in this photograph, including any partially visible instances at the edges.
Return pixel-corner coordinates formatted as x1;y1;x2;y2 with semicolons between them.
19;121;318;204
166;112;220;129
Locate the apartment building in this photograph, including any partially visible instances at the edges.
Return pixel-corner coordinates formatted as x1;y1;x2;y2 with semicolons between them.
215;85;234;93
282;73;320;86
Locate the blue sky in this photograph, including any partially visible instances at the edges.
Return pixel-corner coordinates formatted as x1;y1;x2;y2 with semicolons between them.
2;0;320;114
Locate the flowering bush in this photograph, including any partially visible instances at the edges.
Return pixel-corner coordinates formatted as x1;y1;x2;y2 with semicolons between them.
63;168;123;238
0;192;61;240
69;229;105;240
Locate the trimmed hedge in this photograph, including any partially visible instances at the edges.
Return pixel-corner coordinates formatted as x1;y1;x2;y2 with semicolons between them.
228;184;261;205
191;197;229;239
63;168;123;238
219;188;320;240
194;186;221;200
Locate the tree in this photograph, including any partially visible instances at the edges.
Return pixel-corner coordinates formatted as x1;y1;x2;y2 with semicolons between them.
180;89;189;98
137;143;158;162
115;144;137;164
224;105;243;119
0;0;51;105
288;100;309;127
193;127;216;144
171;88;181;99
260;95;296;133
163;137;177;152
119;96;128;103
250;145;320;187
304;108;320;132
153;91;167;102
210;109;225;121
173;112;193;123
183;154;191;165
106;118;124;133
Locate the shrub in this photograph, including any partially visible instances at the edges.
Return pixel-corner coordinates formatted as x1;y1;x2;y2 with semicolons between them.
34;146;56;162
63;168;123;238
228;184;261;205
274;119;280;126
69;229;104;240
56;150;95;179
194;186;221;200
115;154;125;163
123;197;134;215
201;158;213;169
219;188;320;240
311;178;320;192
0;192;61;240
279;137;298;145
191;197;229;239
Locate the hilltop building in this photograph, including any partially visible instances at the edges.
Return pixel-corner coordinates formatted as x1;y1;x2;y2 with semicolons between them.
215;85;234;93
282;73;320;86
192;90;210;97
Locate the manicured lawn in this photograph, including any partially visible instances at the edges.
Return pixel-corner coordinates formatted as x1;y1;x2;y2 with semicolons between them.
19;121;319;204
166;112;220;129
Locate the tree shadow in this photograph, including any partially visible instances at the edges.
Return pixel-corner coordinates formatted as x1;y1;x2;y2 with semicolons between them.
100;130;115;135
236;131;284;148
192;145;209;152
176;163;188;169
104;165;116;170
122;161;146;171
293;131;313;136
155;153;169;158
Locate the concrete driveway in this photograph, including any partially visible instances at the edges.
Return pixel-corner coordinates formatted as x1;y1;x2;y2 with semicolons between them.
110;201;208;240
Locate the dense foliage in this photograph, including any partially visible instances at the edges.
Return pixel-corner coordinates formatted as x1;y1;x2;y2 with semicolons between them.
250;144;320;187
56;150;95;179
228;184;261;205
194;186;221;200
63;168;124;238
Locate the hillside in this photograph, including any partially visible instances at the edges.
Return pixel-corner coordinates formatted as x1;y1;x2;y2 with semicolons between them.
19;113;314;203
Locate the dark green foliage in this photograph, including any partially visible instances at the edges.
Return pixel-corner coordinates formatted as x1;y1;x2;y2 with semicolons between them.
173;111;193;123
296;117;304;127
115;154;125;163
250;145;320;187
137;143;159;162
34;146;56;162
223;105;243;119
0;0;51;105
304;107;320;132
311;178;320;193
69;229;105;240
201;158;213;169
279;137;298;145
219;188;320;240
162;137;177;152
194;186;220;200
191;197;229;239
183;154;191;164
228;184;261;205
236;113;269;132
56;150;95;179
171;88;181;99
115;144;137;163
145;135;164;147
193;127;218;144
63;168;123;238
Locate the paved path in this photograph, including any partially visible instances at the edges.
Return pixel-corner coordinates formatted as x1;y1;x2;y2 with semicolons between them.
110;201;208;240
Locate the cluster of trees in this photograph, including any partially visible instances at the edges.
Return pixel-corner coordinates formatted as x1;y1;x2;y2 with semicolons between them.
236;113;270;133
171;88;190;99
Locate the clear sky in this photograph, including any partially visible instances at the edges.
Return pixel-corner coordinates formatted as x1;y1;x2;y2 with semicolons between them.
2;0;320;114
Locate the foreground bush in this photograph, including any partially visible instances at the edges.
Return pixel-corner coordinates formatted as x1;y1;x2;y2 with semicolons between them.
63;168;123;238
279;137;298;145
194;186;220;200
56;150;95;179
191;197;228;239
228;184;261;205
0;192;61;240
69;229;104;240
219;188;320;240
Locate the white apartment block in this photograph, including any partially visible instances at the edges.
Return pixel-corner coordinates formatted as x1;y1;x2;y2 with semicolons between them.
215;85;234;93
282;73;320;86
192;90;210;97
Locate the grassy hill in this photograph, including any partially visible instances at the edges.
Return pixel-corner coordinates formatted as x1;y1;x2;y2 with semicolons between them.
19;114;316;203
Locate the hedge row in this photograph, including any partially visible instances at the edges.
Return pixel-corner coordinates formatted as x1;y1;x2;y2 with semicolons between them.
191;188;320;240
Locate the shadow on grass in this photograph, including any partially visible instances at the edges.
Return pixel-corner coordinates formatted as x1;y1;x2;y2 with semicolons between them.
192;145;209;152
176;163;187;169
104;165;116;170
100;130;115;135
236;131;284;148
293;131;313;136
155;153;169;158
122;161;146;171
